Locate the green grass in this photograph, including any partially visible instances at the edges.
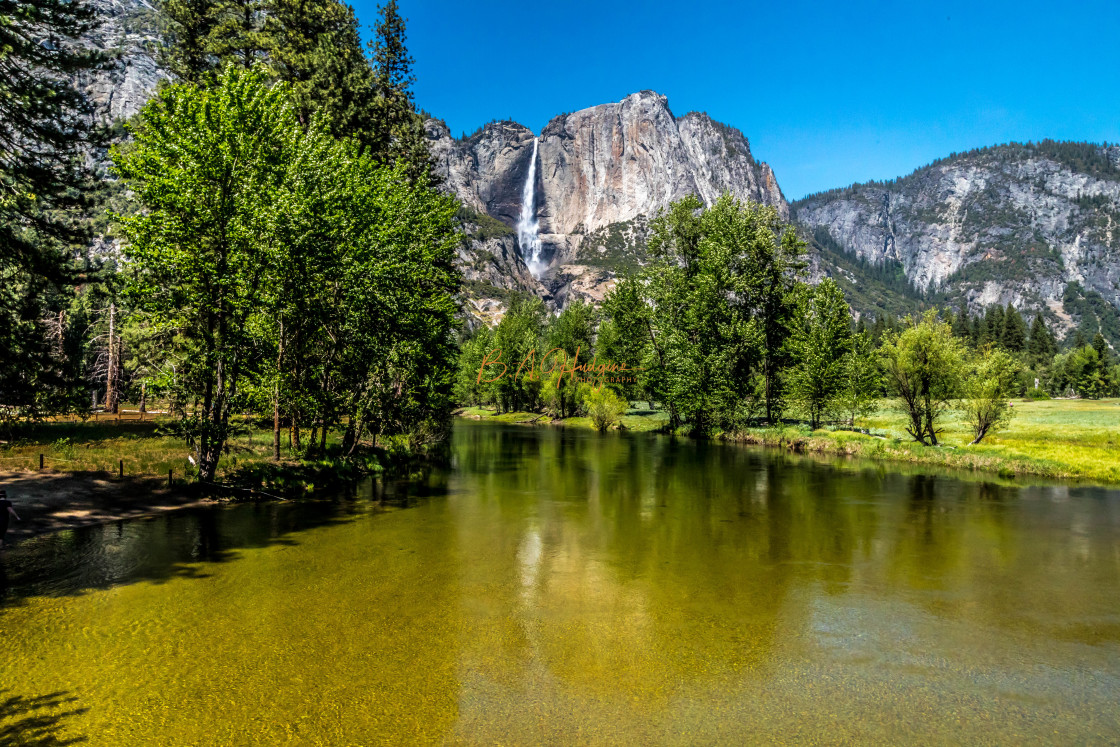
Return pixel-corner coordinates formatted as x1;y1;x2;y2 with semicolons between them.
458;399;1120;484
0;409;391;493
457;404;671;433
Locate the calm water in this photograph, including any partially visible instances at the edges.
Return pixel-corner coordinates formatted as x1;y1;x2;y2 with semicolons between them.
3;421;1120;744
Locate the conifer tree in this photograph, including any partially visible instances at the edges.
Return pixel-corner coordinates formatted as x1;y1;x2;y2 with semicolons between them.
160;0;221;82
0;0;106;413
952;301;972;342
368;0;435;183
1028;313;1055;363
1001;303;1027;352
982;305;1005;347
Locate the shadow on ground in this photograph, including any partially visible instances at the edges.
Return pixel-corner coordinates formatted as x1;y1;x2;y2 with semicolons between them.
0;689;88;746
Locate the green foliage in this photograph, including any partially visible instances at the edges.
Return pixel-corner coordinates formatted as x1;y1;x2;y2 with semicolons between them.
788;279;852;429
159;0;434;182
837;332;882;427
879;310;968;445
644;194;807;432
1001;303;1027;352
481;296;547;413
1028;313;1057;365
0;0;107;416
961;348;1020;444
456;206;514;240
114;67;459;479
1049;345;1117;399
113;67;301;478
598;276;651;402
582;386;627;432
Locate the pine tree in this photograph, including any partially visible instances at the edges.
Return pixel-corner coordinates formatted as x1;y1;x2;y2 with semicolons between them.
1028;314;1055;363
1093;332;1111;365
0;0;105;273
1001;303;1027;352
160;0;221;82
952;301;972;342
368;0;435;183
0;0;106;413
982;305;1005;347
209;0;267;68
264;0;376;141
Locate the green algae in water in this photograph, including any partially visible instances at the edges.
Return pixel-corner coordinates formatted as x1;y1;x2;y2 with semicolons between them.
2;420;1120;744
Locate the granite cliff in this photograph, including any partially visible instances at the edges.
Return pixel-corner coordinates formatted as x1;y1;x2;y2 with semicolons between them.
427;91;788;312
794;142;1120;342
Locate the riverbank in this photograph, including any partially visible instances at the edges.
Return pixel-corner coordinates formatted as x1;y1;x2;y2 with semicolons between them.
0;417;396;545
457;398;1120;484
0;471;217;544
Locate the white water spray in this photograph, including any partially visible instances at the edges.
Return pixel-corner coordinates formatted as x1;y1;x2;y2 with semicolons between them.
517;137;545;277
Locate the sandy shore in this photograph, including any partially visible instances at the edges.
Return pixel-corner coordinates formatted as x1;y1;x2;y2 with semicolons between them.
0;470;217;545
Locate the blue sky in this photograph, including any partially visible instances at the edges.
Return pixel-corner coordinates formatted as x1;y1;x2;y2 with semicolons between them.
351;0;1120;200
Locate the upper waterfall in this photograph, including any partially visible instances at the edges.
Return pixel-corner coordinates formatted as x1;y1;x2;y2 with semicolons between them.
517;137;544;277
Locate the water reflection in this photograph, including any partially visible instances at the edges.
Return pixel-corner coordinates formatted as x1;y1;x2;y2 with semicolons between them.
0;420;1118;743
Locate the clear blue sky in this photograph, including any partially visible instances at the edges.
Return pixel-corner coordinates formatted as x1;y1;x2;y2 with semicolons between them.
351;0;1120;200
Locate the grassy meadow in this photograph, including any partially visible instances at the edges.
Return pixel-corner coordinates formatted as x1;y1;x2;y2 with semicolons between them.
459;398;1120;484
0;411;367;493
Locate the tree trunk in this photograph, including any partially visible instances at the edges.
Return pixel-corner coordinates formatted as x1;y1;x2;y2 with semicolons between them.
273;320;283;461
106;303;119;415
644;318;679;429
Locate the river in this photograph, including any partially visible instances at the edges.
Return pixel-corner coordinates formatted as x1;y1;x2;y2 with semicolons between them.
2;420;1119;743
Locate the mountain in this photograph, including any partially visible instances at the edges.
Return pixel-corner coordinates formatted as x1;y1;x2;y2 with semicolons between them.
427;91;788;315
81;0;168;122
66;0;1120;340
793;142;1120;344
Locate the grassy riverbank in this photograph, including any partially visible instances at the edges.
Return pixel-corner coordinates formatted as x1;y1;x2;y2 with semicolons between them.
458;398;1120;484
0;414;406;543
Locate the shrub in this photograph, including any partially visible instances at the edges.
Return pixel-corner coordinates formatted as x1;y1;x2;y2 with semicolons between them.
582;386;627;432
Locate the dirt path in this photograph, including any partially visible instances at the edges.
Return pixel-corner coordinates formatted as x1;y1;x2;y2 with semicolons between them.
0;470;217;545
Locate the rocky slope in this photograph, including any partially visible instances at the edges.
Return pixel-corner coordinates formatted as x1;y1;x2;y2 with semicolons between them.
427;91;788;311
793;143;1120;342
80;0;168;122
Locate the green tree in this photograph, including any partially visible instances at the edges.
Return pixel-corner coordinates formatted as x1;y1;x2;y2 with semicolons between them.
1001;303;1027;352
485;297;546;413
961;348;1020;444
645;194;805;433
788;279;852;429
264;0;376;143
599;275;659;409
113;66;297;480
454;328;494;408
952;301;973;342
367;0;433;183
879;310;967;445
1027;313;1056;365
0;0;106;416
837;332;882;427
981;304;1005;347
160;0;221;81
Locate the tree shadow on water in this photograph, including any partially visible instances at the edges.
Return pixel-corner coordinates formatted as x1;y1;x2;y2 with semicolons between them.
0;689;88;746
0;476;449;609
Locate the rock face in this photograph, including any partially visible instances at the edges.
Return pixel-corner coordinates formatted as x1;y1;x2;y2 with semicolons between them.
81;0;168;122
793;143;1120;340
427;91;788;308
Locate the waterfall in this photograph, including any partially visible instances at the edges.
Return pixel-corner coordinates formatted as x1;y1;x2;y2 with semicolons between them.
517;137;545;277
